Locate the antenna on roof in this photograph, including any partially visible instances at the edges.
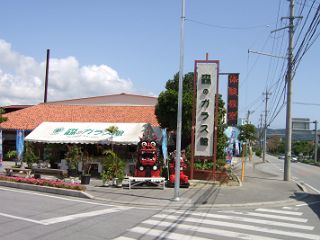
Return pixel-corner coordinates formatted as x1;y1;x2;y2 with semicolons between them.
44;49;50;103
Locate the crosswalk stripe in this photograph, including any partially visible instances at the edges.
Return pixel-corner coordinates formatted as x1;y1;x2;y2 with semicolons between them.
162;210;313;230
142;219;282;240
129;226;213;240
282;207;299;210
152;214;320;240
256;208;303;216
220;210;308;222
113;237;135;240
41;208;125;225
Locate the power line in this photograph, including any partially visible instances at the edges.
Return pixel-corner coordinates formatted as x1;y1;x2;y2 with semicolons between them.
186;18;271;30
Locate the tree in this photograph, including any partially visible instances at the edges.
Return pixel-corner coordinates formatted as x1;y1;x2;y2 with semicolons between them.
239;124;257;159
238;124;257;144
0;108;7;123
155;72;193;148
155;72;228;160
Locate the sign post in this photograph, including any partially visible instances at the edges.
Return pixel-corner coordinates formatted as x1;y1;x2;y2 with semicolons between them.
191;54;219;180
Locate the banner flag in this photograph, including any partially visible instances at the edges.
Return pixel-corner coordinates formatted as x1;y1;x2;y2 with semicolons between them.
161;128;168;166
16;130;24;162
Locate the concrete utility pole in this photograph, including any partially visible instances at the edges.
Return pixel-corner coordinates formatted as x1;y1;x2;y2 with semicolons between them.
314;120;318;163
259;113;263;151
44;49;50;103
262;91;271;162
284;0;295;181
173;0;185;201
246;110;254;124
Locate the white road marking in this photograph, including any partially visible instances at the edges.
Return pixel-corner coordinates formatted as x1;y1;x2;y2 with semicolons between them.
41;208;124;225
282;206;299;210
0;207;128;226
296;201;320;207
220;210;308;223
141;219;282;240
0;212;46;225
0;186;124;207
162;210;313;230
127;226;213;240
256;208;303;216
151;215;320;240
304;183;320;193
113;237;136;240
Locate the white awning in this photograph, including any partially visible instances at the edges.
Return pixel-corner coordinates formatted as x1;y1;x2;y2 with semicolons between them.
25;122;158;145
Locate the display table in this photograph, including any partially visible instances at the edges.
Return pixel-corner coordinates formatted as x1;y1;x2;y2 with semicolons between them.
127;177;165;190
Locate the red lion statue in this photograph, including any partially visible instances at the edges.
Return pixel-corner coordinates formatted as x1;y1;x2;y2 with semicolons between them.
168;150;189;188
134;130;161;178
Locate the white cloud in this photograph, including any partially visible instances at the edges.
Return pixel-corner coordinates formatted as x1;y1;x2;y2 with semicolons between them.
0;39;134;106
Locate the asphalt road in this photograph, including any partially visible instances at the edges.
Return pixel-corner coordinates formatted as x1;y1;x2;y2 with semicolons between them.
0;181;319;240
265;154;320;194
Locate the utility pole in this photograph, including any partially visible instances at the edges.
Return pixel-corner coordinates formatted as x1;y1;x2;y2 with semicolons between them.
284;0;295;181
314;120;318;163
173;0;185;201
262;91;271;162
246;110;254;124
259;113;263;151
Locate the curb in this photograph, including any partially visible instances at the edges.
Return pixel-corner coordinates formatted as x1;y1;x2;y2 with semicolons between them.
0;181;94;199
85;182;306;210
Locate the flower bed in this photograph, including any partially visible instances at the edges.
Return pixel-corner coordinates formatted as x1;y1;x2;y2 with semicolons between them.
0;175;86;191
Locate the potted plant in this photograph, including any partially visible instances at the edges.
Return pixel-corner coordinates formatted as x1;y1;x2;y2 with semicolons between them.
24;142;39;169
5;150;17;162
102;150;125;187
65;144;81;177
80;149;94;185
101;169;112;187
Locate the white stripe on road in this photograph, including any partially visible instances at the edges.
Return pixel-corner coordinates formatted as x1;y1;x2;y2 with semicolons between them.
219;210;308;223
296;201;320;207
141;219;282;240
125;226;213;240
41;208;125;225
163;210;313;230
152;214;320;240
113;237;136;240
304;183;320;194
282;207;299;210
256;208;303;216
0;212;45;225
0;186;121;207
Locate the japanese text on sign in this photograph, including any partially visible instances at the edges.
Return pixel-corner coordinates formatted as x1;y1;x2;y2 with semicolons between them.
227;73;239;126
194;63;218;157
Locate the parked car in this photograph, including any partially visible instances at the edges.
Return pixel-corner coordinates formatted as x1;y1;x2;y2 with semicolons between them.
291;155;298;163
278;154;285;160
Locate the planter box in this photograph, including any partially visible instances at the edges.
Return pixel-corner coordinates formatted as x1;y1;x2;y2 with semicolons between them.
81;175;91;185
187;169;229;182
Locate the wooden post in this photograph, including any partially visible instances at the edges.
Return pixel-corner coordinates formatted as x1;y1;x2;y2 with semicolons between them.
241;144;246;182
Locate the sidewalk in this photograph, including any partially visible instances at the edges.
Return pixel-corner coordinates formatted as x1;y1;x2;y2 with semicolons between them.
85;156;305;208
0;158;305;208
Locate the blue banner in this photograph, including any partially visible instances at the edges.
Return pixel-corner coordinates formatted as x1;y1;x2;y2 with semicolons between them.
16;130;24;162
161;128;168;166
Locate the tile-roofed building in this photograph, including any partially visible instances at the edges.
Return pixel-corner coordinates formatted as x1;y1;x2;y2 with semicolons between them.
0;93;159;131
46;92;157;106
0;103;159;131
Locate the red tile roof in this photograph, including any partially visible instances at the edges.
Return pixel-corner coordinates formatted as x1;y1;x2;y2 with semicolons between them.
0;104;159;130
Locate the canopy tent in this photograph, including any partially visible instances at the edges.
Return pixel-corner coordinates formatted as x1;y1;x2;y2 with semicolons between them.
25;122;159;145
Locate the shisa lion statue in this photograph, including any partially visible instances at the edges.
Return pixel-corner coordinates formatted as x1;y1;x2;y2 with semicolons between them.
167;150;189;188
134;127;161;178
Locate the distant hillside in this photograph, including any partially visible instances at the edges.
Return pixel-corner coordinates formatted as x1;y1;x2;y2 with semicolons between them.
258;128;316;142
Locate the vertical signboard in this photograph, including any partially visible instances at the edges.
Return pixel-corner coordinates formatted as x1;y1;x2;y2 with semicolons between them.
194;63;218;156
227;73;239;126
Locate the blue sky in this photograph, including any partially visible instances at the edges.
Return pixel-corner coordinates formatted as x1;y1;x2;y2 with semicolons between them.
0;0;319;129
